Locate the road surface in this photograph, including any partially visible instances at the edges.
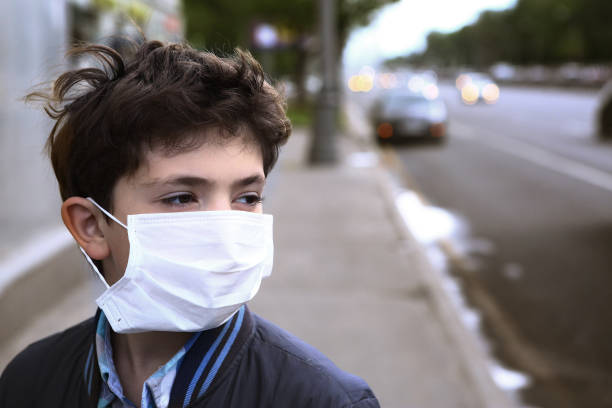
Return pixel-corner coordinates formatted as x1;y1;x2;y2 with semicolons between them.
349;83;612;408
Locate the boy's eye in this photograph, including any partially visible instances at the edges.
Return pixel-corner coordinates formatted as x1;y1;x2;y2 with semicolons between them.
235;193;263;206
161;193;197;206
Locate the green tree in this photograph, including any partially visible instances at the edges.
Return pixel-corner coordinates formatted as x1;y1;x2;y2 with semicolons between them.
182;0;398;105
401;0;612;67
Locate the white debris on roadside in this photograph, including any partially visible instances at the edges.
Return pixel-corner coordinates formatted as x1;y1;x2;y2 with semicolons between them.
490;364;531;393
395;190;461;245
346;151;379;168
393;184;533;402
503;263;525;280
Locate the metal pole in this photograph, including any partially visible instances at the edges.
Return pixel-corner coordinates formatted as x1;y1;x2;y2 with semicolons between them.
309;0;338;164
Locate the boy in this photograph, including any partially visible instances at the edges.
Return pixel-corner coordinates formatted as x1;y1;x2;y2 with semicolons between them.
0;41;379;407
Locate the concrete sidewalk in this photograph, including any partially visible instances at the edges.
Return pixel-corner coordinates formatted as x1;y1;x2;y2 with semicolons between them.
251;129;516;408
0;128;515;408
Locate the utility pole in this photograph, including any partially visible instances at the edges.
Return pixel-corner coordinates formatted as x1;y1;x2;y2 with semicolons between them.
309;0;338;164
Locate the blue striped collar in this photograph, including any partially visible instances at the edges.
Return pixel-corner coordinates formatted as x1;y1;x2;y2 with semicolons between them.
85;306;247;408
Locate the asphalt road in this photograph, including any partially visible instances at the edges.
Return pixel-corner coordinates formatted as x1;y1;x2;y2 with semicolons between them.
367;83;612;408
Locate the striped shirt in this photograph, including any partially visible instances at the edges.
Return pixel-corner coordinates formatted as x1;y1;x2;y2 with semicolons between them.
84;306;246;408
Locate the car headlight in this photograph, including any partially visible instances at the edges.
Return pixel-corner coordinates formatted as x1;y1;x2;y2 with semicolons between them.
423;84;439;100
461;84;479;104
482;83;500;103
456;74;470;90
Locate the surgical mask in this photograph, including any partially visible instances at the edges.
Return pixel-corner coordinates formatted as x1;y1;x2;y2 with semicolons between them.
80;198;273;334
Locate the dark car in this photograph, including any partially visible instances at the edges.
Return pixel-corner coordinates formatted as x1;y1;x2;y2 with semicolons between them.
371;91;448;144
596;79;612;141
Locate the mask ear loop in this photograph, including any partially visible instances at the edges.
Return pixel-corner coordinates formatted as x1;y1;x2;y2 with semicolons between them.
79;197;128;289
80;247;110;289
86;197;127;229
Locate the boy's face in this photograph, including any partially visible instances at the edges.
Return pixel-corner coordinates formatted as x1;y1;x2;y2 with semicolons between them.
99;131;266;286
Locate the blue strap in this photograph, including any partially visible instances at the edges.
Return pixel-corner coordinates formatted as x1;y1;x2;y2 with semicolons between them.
197;307;245;399
183;318;232;406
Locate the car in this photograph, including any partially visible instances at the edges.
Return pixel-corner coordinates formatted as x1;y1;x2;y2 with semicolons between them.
596;79;612;141
370;90;448;144
455;72;500;105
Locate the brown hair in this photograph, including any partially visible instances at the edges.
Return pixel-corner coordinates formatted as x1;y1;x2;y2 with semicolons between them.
28;40;291;211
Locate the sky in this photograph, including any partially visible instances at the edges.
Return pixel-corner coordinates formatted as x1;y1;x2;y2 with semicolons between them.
343;0;516;71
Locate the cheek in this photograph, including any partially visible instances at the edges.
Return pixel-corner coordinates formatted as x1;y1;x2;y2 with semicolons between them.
105;227;131;285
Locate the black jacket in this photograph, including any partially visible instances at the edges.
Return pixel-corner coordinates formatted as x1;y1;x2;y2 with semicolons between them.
0;307;379;407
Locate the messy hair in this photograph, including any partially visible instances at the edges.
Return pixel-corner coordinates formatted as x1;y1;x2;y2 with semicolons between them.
28;40;291;211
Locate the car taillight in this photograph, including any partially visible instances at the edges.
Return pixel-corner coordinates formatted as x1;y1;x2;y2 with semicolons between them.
430;123;445;138
377;123;393;139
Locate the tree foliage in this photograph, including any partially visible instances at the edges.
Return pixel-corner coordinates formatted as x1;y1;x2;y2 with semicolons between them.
182;0;397;106
183;0;397;49
406;0;612;67
182;0;398;74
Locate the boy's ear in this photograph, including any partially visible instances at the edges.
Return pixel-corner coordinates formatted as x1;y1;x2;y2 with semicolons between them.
61;197;110;261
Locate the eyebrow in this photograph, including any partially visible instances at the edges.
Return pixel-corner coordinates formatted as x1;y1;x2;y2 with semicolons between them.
231;174;266;188
141;174;265;189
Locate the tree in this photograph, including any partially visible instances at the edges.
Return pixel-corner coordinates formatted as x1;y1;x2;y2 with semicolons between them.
402;0;612;67
182;0;399;105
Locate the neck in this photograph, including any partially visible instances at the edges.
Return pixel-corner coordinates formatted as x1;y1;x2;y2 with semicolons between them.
112;330;193;375
112;330;192;405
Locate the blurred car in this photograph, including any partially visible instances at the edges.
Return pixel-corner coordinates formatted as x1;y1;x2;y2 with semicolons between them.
596;79;612;141
455;72;500;105
370;91;448;144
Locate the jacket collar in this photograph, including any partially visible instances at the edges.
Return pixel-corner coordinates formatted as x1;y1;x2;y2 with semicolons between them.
83;307;255;408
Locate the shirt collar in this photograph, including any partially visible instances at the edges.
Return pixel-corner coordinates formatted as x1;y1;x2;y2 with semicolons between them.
95;311;201;408
90;306;250;408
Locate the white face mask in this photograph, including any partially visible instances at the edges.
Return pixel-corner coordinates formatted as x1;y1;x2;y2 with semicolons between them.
80;198;273;334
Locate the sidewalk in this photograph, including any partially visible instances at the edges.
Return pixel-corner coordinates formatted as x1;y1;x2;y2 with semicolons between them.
0;128;515;408
251;129;516;408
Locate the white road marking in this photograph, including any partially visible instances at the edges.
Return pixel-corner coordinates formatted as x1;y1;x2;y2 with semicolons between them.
452;122;612;193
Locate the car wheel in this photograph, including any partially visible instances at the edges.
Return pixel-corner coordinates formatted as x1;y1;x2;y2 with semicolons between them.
431;136;447;145
375;134;388;145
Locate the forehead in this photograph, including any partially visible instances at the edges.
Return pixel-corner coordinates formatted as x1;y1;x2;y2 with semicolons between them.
135;128;264;182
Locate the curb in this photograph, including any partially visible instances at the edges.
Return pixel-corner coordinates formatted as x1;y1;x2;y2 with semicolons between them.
368;147;518;408
0;237;86;348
